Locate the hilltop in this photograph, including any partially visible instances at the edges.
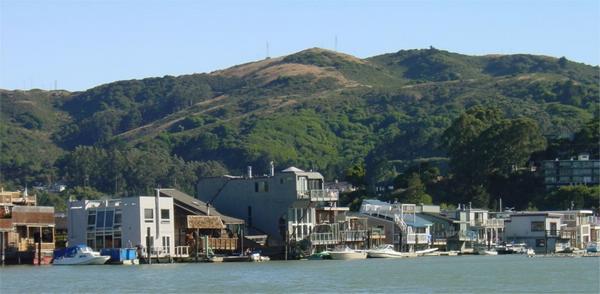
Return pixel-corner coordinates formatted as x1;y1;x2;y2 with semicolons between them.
1;47;598;206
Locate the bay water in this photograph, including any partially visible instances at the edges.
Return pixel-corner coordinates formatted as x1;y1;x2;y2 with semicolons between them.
1;255;598;293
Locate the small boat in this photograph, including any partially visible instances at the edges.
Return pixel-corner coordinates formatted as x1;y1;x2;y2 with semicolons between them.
53;245;110;265
526;248;535;257
250;252;270;262
416;248;439;256
477;248;498;256
367;244;405;258
329;246;367;260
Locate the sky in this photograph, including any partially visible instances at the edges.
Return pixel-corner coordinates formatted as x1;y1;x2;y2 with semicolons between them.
1;0;599;91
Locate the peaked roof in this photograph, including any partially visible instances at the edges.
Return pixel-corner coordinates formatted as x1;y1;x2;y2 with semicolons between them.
159;189;243;225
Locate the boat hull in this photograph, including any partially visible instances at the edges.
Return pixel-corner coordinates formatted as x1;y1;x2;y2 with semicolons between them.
329;251;367;260
53;256;110;265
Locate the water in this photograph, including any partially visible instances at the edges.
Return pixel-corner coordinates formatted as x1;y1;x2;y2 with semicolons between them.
1;256;598;293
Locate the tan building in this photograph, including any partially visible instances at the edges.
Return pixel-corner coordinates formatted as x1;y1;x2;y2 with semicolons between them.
0;188;55;265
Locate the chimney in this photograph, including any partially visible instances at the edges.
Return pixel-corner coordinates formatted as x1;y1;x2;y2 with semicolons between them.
247;166;253;179
270;161;275;177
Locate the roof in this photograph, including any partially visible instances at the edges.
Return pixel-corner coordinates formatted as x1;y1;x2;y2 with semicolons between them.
405;214;433;228
159;189;244;225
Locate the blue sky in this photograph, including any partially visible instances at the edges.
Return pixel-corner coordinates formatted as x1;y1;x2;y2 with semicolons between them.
1;0;598;91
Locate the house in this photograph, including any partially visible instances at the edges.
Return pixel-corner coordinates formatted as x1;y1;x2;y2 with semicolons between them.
157;189;244;258
504;212;570;253
0;188;55;264
197;165;372;256
359;199;432;252
68;191;175;260
542;154;600;189
552;210;594;249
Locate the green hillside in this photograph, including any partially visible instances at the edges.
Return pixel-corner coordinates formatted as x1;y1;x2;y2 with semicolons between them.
1;47;598;210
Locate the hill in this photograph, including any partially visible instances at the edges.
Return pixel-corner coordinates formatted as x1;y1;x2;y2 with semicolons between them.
1;47;598;207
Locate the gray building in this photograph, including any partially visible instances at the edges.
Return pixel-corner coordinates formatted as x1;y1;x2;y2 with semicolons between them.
543;154;600;189
196;165;363;252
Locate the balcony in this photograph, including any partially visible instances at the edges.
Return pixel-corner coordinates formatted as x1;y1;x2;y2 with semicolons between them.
340;230;368;242
298;189;339;202
472;218;504;228
310;232;339;245
404;233;430;244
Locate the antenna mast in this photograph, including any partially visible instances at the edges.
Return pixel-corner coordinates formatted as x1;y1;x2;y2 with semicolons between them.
334;35;338;52
266;41;270;59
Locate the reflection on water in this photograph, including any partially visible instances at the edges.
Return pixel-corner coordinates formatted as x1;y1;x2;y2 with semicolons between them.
1;255;599;293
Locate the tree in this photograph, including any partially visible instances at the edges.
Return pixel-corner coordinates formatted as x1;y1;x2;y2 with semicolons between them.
544;185;600;210
441;107;546;208
399;173;432;205
344;163;366;188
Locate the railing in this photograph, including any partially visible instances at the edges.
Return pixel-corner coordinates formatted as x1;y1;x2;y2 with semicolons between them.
201;237;238;251
587;216;600;226
141;246;170;257
0;193;36;205
472;219;504;228
404;233;430;244
340;230;368;242
298;190;339;202
174;246;189;257
18;240;55;251
310;232;338;245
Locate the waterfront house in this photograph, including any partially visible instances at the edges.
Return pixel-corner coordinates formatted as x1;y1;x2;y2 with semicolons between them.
503;212;570;253
68;191;175;260
551;210;594;249
359;199;432;252
157;189;244;258
197;165;371;256
0;188;55;264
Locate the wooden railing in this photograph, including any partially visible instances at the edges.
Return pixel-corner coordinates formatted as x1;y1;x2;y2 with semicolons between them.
0;194;36;205
202;237;238;251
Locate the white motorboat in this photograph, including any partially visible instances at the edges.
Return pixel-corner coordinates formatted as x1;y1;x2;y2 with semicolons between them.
329;246;367;260
53;245;110;265
477;248;498;256
526;248;535;257
416;248;439;256
367;244;406;258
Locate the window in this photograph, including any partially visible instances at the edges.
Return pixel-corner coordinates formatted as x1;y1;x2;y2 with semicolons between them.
105;211;114;228
144;209;154;223
96;211;105;228
114;210;122;224
161;209;170;221
535;239;545;247
42;227;53;243
531;221;545;232
255;181;269;192
87;214;96;227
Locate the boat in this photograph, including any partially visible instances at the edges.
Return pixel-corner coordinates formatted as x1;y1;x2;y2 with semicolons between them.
586;242;599;253
329;246;367;260
496;242;527;254
526;248;535;257
477;248;498;256
53;245;110;265
367;244;405;258
416;248;439;256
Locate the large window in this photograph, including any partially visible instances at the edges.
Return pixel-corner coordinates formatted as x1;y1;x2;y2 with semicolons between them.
144;209;154;223
96;211;105;228
531;221;545;232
